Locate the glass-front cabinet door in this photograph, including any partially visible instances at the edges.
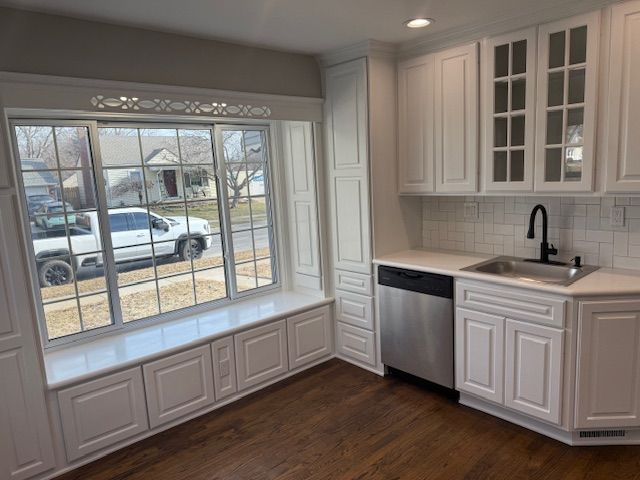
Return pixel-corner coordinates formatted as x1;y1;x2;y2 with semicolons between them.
535;12;600;192
484;28;536;192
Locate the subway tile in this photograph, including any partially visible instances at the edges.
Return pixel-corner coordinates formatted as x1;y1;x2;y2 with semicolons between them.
475;243;494;254
585;230;613;243
573;240;600;254
614;232;629;256
599;242;613;267
614;255;640;270
494;224;514;236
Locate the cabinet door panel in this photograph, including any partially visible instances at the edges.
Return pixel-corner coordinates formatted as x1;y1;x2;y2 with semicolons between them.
576;300;640;428
398;54;435;193
325;59;368;172
336;321;375;366
605;1;640;192
535;12;599;192
331;176;371;274
287;306;332;370
212;336;237;401
435;43;479;193
0;349;55;480
505;320;563;424
335;289;373;330
483;28;536;192
455;308;504;403
235;320;288;391
58;368;148;461
143;346;215;428
281;122;321;280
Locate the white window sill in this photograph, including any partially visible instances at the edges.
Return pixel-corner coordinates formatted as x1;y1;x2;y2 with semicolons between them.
44;291;333;390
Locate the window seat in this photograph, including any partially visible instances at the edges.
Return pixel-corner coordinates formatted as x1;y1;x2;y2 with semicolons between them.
44;291;333;390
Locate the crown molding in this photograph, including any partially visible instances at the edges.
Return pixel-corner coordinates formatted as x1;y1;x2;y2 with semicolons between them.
397;0;618;59
317;40;397;68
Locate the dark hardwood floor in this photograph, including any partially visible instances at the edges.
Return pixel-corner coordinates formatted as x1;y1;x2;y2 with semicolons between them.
58;359;640;480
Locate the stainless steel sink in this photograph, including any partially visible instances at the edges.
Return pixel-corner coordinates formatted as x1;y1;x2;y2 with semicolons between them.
462;256;599;286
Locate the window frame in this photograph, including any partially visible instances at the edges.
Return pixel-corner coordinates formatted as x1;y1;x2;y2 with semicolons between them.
10;118;280;349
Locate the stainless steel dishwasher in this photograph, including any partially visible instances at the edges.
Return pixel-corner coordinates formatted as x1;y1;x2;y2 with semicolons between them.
379;265;454;388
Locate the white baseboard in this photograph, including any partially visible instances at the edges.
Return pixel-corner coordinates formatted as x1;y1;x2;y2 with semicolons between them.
460;393;640;446
335;353;384;376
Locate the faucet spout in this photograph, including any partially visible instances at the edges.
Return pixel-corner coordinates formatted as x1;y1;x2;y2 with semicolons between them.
527;204;557;263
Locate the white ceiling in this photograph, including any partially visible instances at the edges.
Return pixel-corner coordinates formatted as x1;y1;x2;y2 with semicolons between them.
0;0;615;55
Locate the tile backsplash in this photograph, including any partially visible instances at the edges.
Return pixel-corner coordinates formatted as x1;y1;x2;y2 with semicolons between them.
422;196;640;270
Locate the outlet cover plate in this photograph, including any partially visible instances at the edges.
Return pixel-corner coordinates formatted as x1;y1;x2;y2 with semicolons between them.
610;206;625;227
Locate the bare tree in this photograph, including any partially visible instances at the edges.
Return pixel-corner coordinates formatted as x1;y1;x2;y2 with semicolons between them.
222;132;263;208
15;126;56;167
111;178;155;205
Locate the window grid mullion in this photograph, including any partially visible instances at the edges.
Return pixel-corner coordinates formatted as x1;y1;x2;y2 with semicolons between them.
135;129;163;316
174;128;198;304
214;127;238;299
88;121;124;331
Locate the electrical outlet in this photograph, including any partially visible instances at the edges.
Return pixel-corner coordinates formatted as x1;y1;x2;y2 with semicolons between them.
464;202;479;219
610;206;625;227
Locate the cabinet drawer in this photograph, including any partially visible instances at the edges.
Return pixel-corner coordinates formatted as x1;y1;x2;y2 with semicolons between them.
143;346;215;428
335;289;373;330
58;368;148;461
336;322;376;366
335;269;372;295
456;281;565;327
235;320;288;391
211;336;237;401
287;306;332;370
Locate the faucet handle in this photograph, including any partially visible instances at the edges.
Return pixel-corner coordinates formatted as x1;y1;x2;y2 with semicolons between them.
548;243;558;256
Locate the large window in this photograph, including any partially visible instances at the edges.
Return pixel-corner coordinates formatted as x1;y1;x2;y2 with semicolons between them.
12;121;277;345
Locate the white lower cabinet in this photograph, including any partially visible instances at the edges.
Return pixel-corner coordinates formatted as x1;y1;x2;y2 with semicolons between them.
287;306;332;370
211;336;237;401
456;304;565;425
58;368;148;461
575;300;640;428
505;319;563;425
235;320;289;391
336;321;375;366
143;346;215;428
455;308;504;403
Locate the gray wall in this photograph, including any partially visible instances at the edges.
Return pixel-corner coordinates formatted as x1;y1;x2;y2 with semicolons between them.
0;7;322;98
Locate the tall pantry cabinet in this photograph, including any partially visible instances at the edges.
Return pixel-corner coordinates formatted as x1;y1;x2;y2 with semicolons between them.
323;52;421;373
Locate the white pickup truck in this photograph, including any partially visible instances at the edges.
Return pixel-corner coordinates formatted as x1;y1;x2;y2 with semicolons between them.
32;207;212;287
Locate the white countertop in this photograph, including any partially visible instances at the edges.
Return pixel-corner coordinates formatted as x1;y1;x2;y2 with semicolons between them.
374;249;640;297
44;291;333;390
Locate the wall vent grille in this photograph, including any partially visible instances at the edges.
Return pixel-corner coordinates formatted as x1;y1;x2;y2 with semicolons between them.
579;430;626;438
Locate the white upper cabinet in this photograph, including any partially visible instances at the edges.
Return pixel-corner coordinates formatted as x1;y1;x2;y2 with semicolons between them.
434;42;479;193
604;0;640;192
324;59;372;274
483;28;537;192
397;54;435;194
535;12;600;192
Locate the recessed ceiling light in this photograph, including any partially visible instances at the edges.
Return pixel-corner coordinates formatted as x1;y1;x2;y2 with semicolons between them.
404;18;434;29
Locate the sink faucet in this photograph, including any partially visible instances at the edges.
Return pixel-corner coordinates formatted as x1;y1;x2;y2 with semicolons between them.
527;204;558;263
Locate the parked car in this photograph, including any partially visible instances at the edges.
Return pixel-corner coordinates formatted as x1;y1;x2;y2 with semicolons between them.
26;194;56;215
32;207;212;287
35;202;77;229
